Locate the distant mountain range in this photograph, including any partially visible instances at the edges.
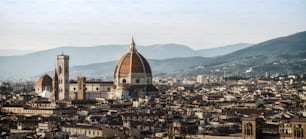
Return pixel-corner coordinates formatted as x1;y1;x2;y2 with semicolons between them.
187;31;306;76
0;31;305;80
0;43;249;80
70;31;306;78
0;49;34;56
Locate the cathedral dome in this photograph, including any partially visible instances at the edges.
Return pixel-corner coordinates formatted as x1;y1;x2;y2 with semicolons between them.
114;38;152;76
113;38;157;99
37;74;52;87
36;74;52;94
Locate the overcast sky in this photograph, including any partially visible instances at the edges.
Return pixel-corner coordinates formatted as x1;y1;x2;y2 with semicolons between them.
0;0;306;50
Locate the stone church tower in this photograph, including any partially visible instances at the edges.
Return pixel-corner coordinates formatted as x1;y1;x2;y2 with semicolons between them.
242;118;263;139
51;68;59;101
77;76;86;100
291;119;306;139
57;54;69;100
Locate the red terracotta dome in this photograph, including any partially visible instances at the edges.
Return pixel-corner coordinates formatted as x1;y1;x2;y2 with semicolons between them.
36;74;52;87
114;38;152;76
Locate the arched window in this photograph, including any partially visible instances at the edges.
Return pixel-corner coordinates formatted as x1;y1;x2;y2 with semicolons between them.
294;124;304;138
245;123;253;136
122;79;126;83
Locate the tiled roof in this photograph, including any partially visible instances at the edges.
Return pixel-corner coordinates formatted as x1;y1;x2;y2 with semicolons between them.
114;52;151;75
36;74;52;87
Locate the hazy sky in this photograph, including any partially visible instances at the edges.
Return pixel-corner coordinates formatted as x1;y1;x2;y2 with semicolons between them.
1;0;306;50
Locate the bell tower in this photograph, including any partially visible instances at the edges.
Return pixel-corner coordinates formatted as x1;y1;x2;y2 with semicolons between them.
57;54;69;100
77;76;86;100
291;119;306;139
242;118;263;139
52;68;59;101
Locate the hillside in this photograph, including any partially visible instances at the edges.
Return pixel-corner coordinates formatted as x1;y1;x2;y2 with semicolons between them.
197;43;252;57
188;31;306;76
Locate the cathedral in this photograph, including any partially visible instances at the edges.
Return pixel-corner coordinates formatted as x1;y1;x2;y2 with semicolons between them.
35;38;158;101
113;37;158;99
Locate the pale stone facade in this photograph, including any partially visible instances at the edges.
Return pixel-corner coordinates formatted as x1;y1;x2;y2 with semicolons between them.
57;54;69;100
291;119;306;139
69;81;114;100
62;126;103;138
1;106;53;116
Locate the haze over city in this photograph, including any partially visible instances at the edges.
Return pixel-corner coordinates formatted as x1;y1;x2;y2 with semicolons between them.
1;0;306;50
1;0;306;139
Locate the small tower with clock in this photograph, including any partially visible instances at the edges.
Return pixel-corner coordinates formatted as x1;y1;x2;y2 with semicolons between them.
56;54;69;100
